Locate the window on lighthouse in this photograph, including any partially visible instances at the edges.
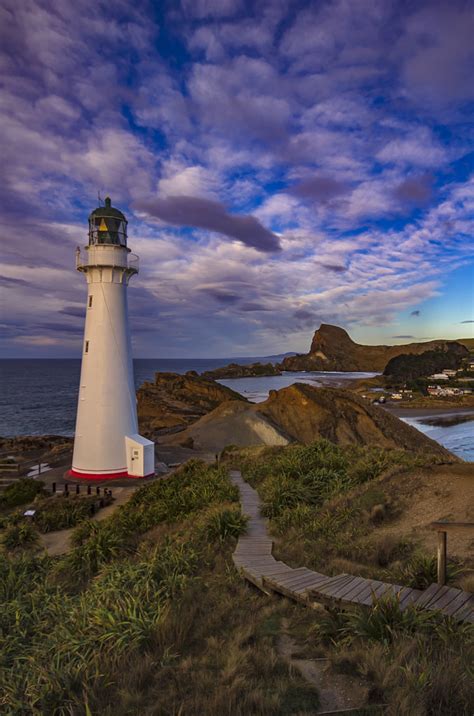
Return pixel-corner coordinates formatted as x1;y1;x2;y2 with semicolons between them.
89;217;127;246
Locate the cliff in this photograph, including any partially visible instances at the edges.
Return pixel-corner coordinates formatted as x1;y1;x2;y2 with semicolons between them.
137;371;248;434
201;362;282;380
167;383;457;459
280;324;470;372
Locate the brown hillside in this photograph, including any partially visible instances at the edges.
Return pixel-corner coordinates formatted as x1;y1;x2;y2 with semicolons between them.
167;383;457;459
137;371;247;434
280;323;473;372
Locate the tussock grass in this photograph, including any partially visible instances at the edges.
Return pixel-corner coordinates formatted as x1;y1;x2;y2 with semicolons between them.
0;478;45;509
228;440;460;584
0;460;318;715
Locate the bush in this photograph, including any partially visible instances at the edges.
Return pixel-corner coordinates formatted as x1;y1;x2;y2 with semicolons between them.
33;495;98;532
397;553;462;590
0;478;45;508
205;508;248;542
3;522;39;550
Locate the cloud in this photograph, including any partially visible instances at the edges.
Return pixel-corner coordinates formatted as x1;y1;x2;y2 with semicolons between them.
288;176;349;203
135;195;281;253
1;0;473;358
460;320;474;324
394;175;433;205
392;335;415;339
180;0;243;20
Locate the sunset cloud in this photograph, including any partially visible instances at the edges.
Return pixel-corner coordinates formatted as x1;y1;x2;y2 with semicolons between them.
0;0;473;357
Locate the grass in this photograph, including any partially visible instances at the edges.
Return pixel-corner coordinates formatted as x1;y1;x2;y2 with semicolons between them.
225;440;462;584
0;460;319;715
0;478;46;509
226;440;473;713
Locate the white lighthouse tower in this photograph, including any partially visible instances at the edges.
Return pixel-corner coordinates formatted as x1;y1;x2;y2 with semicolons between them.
70;197;154;479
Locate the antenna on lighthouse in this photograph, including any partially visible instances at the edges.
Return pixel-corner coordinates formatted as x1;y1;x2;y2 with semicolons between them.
98;190;103;206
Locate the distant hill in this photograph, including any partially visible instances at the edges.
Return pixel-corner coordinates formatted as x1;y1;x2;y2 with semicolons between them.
280;324;474;373
383;343;469;380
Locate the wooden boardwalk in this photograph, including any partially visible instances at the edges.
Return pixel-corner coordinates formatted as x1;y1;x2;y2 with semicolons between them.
229;470;474;623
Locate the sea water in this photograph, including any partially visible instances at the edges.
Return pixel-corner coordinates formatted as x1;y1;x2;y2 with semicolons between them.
0;359;472;461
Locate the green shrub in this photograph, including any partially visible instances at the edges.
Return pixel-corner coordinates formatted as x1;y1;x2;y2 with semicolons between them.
3;522;39;550
397;553;463;590
343;597;436;645
67;521;126;578
205;508;248;541
0;478;45;508
34;496;98;532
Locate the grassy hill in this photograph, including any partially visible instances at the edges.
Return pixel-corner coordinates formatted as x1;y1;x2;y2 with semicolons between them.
1;445;473;714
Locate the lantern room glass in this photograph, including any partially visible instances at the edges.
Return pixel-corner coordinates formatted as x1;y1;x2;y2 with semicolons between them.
88;217;128;246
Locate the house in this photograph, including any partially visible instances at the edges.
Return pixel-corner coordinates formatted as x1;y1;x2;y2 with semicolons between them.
442;369;457;377
428;373;449;381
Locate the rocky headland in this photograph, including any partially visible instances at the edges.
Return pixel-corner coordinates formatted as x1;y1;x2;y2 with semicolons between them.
201;362;282;380
279;324;472;372
137;371;247;434
165;383;457;459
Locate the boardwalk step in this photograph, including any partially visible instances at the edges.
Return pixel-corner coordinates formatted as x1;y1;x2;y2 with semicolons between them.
230;469;473;624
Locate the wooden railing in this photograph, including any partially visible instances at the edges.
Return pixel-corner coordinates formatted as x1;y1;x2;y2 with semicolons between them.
430;521;474;585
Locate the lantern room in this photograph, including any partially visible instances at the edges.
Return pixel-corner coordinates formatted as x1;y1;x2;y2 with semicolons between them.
88;196;128;247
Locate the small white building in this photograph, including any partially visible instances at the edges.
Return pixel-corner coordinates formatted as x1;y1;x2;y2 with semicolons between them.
442;369;457;377
428;373;449;381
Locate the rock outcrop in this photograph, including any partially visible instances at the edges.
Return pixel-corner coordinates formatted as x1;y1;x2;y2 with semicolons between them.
137;371;248;434
166;383;457;459
201;362;282;380
280;324;468;372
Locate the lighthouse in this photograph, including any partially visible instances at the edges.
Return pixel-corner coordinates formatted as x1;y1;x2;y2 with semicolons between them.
70;197;154;479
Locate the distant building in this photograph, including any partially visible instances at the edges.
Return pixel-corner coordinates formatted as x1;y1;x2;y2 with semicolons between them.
442;369;457;377
428;373;449;381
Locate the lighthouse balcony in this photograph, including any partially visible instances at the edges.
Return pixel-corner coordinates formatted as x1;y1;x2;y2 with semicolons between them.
76;247;139;274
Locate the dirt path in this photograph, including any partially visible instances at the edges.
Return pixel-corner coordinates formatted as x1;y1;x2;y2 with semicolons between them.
40;486;136;556
277;621;368;714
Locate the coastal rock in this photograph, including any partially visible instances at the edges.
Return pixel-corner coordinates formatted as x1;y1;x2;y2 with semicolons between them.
165;383;457;459
201;362;282;380
137;371;248;434
280;324;470;372
167;400;290;452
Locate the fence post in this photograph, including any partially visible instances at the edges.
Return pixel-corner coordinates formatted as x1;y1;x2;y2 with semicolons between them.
52;482;56;493
76;484;80;495
87;485;91;495
437;531;447;585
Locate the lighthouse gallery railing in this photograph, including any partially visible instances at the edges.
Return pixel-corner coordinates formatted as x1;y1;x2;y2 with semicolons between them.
75;248;139;273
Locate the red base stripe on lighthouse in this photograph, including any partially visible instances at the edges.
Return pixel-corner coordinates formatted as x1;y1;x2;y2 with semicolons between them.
68;469;154;480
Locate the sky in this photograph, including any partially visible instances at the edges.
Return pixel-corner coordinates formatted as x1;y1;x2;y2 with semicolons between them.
1;0;473;358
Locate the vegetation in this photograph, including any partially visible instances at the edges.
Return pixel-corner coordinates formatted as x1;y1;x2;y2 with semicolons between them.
2;522;39;551
287;598;473;716
0;478;45;509
226;441;458;584
0;460;317;715
383;343;468;380
32;495;102;533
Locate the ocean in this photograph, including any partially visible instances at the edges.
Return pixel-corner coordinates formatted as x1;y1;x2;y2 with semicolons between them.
1;359;472;461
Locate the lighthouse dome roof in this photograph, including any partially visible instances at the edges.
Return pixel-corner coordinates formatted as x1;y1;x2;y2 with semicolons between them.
89;196;127;222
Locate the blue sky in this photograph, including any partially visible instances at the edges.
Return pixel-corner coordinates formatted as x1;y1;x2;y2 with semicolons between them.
1;0;473;358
